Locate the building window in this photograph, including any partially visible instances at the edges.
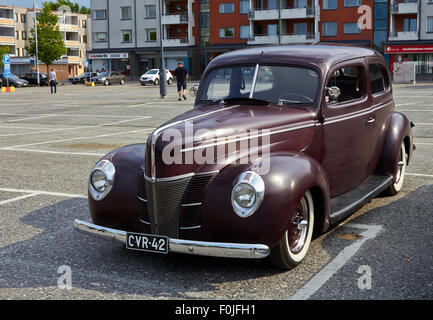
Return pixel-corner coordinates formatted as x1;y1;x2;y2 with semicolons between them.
344;0;362;7
219;27;235;38
21;14;26;23
323;0;337;9
93;10;106;20
428;17;433;33
240;25;249;39
23;48;27;56
404;18;417;32
15;30;19;39
82;20;87;28
22;31;27;40
343;23;361;34
14;13;18;22
95;32;107;42
294;23;308;35
294;0;308;8
145;5;156;18
322;22;337;36
240;0;250;14
146;28;157;41
121;6;131;20
219;3;234;14
121;29;132;42
268;24;278;36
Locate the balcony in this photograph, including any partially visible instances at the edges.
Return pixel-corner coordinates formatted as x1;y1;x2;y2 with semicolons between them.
248;9;279;21
280;7;315;19
161;12;188;25
162;37;193;47
390;0;418;15
0;36;14;45
248;34;279;45
389;29;418;41
0;18;13;26
280;32;319;43
59;23;79;32
65;40;79;47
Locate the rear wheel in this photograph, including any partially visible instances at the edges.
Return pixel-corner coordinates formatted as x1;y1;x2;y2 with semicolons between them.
270;190;315;270
104;79;109;86
120;78;125;85
167;78;173;85
385;141;407;196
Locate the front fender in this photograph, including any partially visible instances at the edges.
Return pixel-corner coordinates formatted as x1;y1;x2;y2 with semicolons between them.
88;144;145;230
376;112;413;180
200;152;330;248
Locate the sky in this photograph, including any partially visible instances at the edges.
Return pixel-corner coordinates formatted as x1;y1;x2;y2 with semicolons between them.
0;0;90;9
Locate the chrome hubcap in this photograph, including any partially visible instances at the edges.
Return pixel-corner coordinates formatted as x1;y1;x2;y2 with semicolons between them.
289;197;309;254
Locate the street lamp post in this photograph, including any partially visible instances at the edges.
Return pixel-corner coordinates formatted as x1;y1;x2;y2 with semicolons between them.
33;0;40;86
158;0;167;99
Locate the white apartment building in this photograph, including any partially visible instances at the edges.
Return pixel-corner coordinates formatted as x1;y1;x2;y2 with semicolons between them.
89;0;196;79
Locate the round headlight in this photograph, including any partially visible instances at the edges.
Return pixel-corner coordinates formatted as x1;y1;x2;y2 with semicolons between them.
91;170;108;192
231;171;265;218
89;160;115;201
233;183;256;208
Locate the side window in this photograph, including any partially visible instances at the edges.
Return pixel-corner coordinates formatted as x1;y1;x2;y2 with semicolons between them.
369;63;390;94
325;65;365;104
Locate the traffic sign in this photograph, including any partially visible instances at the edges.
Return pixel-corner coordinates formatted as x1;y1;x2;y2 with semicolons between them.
3;54;11;78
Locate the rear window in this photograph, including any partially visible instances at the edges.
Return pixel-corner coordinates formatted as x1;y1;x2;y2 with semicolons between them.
369;63;390;94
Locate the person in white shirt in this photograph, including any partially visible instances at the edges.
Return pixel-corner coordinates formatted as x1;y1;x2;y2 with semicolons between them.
49;69;57;94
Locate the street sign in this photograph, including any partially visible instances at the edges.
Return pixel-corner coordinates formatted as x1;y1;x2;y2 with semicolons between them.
3;54;11;78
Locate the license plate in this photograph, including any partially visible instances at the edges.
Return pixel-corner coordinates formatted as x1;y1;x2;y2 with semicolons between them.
126;232;168;254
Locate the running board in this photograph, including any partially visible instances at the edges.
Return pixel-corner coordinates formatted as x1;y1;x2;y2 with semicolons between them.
329;174;393;225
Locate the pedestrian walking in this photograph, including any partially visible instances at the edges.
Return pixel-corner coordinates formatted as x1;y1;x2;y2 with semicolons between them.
174;62;188;101
49;68;57;94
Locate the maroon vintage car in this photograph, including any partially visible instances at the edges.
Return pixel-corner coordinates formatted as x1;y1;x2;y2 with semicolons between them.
74;45;414;269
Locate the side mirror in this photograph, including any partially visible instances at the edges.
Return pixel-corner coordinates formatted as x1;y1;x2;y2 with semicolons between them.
189;84;199;97
326;86;341;101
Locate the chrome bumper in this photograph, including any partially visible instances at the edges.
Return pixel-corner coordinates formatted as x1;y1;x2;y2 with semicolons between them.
73;219;270;259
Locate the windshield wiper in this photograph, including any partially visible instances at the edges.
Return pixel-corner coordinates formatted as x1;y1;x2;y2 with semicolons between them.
278;99;302;105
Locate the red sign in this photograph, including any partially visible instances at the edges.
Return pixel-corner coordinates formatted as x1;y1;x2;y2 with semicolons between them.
386;45;433;54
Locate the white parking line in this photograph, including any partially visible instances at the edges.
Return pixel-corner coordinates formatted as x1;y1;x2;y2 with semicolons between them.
0;116;152;137
290;223;382;300
399;110;433;112
406;173;433;178
0;148;105;156
0;187;86;199
0;112;153;119
5;115;57;123
0;193;39;206
3;127;154;149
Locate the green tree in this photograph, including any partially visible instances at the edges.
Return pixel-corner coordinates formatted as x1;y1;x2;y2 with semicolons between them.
26;3;67;73
0;46;10;68
44;0;90;15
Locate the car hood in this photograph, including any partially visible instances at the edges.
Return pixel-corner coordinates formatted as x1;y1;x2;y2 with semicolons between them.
145;103;318;179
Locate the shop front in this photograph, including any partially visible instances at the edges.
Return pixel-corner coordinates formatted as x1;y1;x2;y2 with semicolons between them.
385;44;433;81
88;52;130;75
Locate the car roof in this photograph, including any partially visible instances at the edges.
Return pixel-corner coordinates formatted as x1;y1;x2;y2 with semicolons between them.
207;44;380;73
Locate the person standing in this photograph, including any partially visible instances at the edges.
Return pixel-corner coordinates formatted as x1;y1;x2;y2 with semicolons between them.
49;68;57;95
174;62;188;101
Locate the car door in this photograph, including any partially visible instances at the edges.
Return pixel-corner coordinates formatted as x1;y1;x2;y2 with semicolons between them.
319;58;374;197
366;59;394;176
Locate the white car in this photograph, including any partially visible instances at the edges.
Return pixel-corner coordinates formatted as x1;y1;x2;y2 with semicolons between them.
140;69;173;86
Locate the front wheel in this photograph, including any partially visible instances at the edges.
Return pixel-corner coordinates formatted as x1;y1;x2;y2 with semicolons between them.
120;78;125;85
270;190;315;270
384;141;407;196
154;79;159;86
104;79;110;86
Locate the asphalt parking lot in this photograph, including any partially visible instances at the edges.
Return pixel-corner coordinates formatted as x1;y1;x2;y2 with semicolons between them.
0;82;432;300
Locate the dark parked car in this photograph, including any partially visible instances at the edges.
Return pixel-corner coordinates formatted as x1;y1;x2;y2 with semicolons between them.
69;72;99;84
91;71;125;86
0;73;28;87
74;45;414;269
22;72;49;86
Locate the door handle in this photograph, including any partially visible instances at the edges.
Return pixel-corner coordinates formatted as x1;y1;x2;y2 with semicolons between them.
366;117;375;124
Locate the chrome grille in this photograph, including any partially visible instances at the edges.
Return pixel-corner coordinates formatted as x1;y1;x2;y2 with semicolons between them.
146;176;192;238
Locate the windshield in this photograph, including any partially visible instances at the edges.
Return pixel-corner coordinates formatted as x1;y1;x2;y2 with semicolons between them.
9;74;20;80
146;70;158;75
200;65;319;104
